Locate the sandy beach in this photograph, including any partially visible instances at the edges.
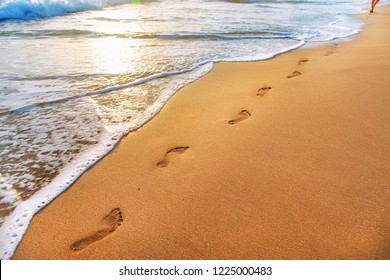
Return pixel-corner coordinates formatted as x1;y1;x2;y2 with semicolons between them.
12;6;390;260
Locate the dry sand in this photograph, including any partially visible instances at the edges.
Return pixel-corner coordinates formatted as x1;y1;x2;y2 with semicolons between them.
13;6;390;260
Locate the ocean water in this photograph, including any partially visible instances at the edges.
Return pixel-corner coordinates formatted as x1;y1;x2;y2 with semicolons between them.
0;0;377;259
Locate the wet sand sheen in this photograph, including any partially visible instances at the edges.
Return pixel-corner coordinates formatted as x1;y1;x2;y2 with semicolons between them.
13;7;390;259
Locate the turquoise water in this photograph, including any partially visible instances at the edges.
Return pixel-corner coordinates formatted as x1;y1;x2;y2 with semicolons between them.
0;0;377;259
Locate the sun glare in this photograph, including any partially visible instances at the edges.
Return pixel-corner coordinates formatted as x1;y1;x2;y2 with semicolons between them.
92;37;141;74
89;6;143;75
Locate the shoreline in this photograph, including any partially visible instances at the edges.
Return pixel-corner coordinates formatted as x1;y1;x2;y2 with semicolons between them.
12;6;390;259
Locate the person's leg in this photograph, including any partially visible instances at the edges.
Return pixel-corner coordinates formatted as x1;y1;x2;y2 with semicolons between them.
370;0;380;13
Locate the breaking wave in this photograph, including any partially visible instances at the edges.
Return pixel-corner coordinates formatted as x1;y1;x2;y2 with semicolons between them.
0;0;129;20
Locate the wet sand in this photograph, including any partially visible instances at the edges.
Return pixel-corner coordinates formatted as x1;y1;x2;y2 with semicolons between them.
13;6;390;259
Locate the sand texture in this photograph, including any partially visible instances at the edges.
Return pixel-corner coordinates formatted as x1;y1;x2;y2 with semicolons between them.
13;7;390;260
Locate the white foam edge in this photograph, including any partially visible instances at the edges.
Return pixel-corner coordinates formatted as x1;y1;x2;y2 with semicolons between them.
0;123;112;259
306;29;360;43
3;61;214;116
225;40;305;62
0;62;214;260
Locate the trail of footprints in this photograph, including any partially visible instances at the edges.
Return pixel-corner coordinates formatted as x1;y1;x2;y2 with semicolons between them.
287;58;308;78
69;50;342;252
153;56;314;168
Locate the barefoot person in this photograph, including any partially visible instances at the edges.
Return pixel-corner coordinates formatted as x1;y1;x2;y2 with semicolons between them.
370;0;380;13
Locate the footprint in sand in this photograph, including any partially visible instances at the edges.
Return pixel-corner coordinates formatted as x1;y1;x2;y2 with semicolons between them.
228;110;251;125
324;51;334;56
287;71;302;78
298;59;309;65
257;86;272;97
69;208;123;253
157;146;190;168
